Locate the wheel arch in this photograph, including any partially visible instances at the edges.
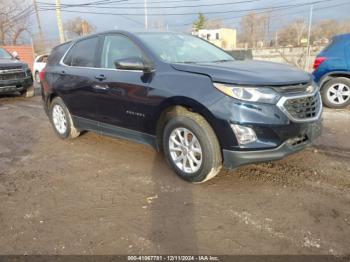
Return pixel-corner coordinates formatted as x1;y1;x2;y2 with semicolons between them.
319;71;350;88
154;96;222;151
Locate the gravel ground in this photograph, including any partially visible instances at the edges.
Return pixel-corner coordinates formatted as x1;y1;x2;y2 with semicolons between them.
0;94;349;255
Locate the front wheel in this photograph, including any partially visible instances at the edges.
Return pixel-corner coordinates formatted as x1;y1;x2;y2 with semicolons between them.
162;109;222;183
321;77;350;108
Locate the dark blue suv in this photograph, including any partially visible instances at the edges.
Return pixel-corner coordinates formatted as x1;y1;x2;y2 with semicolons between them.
41;31;322;183
313;33;350;108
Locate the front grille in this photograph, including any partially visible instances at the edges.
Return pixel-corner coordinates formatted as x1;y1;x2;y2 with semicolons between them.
0;70;26;81
272;82;310;94
0;65;22;70
278;92;322;122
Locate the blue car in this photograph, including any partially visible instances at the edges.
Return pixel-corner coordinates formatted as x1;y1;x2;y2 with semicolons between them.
41;31;322;183
313;33;350;108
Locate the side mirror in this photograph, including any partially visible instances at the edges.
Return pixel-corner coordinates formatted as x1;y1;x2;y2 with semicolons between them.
114;57;154;73
12;51;20;60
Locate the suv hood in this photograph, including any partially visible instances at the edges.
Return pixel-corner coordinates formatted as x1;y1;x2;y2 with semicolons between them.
0;59;25;69
171;60;311;86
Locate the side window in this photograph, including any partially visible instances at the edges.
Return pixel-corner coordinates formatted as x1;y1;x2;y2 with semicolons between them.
101;35;143;69
63;37;98;67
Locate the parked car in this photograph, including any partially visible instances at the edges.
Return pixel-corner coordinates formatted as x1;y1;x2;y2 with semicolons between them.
313;33;350;108
41;31;322;183
33;54;48;83
0;47;34;97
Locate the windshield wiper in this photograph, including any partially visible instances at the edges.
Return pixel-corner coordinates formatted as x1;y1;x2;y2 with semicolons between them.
180;61;197;64
214;59;233;63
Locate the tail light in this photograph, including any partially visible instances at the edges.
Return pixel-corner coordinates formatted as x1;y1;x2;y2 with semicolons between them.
39;67;46;82
313;57;326;70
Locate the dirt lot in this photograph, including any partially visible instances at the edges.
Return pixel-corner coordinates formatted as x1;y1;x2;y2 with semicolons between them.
0;94;349;255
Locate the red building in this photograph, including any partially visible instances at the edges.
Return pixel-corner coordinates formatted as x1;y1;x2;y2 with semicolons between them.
1;45;35;71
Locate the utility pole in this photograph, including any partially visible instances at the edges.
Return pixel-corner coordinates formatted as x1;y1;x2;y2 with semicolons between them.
305;4;313;71
82;20;88;36
33;0;45;46
55;0;65;43
144;0;148;30
275;31;278;48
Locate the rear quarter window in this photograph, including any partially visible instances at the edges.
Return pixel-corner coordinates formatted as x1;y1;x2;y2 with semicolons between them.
63;37;99;67
47;42;72;66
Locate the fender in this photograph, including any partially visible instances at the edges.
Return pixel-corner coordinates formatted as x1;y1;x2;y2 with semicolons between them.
154;96;226;149
319;71;350;87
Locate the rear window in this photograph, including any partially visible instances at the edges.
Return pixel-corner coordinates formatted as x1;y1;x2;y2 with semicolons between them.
63;37;99;67
322;39;334;53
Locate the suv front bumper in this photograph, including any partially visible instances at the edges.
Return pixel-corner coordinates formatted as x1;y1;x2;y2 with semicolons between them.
0;76;33;94
223;120;322;169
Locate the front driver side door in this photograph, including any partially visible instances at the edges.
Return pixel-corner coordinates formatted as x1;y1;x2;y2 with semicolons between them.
92;34;152;131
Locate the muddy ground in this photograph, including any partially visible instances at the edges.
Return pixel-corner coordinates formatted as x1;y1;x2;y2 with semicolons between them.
0;93;349;255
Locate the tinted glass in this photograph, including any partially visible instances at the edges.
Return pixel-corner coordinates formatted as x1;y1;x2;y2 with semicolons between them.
47;42;71;66
137;33;234;63
0;48;12;59
101;35;143;69
64;37;98;67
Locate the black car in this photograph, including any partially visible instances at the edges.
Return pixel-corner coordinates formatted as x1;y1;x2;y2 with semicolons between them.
0;48;34;97
41;31;322;183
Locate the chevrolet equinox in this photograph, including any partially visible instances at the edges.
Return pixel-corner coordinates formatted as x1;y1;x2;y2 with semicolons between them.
41;31;323;183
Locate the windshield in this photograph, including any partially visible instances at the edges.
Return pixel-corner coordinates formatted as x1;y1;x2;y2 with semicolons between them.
137;33;234;64
0;48;12;59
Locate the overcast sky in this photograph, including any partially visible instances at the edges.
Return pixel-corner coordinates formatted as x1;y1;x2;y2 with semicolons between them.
34;0;350;42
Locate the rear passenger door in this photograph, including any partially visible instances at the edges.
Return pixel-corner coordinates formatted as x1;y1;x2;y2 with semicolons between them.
58;36;101;122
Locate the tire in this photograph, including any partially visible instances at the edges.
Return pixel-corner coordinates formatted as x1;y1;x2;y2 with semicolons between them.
162;108;222;183
321;77;350;109
20;85;34;98
49;97;80;139
34;71;40;83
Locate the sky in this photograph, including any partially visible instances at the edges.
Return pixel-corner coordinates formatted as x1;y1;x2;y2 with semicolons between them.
33;0;350;42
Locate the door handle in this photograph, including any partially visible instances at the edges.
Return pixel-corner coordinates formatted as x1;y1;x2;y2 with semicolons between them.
95;74;106;81
93;84;109;92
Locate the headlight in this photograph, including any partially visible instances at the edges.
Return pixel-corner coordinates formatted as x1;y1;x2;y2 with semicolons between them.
213;82;280;104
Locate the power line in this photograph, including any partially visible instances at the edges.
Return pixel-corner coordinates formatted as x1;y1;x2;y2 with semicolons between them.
169;0;349;27
38;0;261;10
36;0;337;16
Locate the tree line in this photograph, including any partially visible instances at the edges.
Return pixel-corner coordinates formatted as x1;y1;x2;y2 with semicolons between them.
193;12;350;48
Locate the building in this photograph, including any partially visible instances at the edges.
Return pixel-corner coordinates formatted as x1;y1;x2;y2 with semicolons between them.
193;28;237;50
1;45;35;71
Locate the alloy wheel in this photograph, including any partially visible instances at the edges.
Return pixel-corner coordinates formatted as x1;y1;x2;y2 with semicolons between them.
168;127;202;174
327;83;350;105
52;104;67;134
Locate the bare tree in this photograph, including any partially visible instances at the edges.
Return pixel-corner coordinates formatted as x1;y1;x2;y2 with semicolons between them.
239;12;269;48
278;19;307;47
205;19;224;30
64;17;96;39
0;0;32;45
312;19;350;43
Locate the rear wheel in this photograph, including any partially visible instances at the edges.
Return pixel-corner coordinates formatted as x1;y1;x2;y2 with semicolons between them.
321;77;350;108
50;97;80;139
162;108;222;183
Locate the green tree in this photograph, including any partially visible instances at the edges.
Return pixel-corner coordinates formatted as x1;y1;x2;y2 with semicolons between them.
193;13;207;32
